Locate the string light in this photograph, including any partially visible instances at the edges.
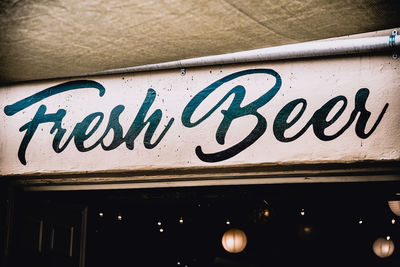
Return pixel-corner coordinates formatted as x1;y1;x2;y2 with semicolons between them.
358;219;363;224
99;212;104;217
386;236;391;240
300;209;305;216
263;209;270;217
262;200;271;217
226;219;230;225
392;219;396;224
159;228;164;233
179;217;184;224
117;215;122;221
157;221;162;226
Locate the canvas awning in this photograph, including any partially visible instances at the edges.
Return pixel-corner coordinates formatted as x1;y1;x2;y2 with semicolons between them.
0;0;399;83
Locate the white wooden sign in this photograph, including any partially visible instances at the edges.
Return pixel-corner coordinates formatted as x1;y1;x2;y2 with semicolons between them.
0;56;399;176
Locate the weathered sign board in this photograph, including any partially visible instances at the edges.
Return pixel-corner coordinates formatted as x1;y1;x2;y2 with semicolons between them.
0;56;399;176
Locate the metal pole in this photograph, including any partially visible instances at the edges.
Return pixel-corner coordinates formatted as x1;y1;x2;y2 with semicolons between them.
89;32;399;76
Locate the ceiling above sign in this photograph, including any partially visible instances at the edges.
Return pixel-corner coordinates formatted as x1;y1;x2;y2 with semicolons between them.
0;0;399;83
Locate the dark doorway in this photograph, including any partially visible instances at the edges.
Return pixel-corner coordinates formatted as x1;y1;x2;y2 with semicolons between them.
6;181;400;267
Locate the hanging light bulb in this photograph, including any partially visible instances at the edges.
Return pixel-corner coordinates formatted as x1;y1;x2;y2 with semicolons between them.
388;201;400;216
222;228;247;253
263;208;270;217
252;200;273;224
372;237;395;258
263;200;271;217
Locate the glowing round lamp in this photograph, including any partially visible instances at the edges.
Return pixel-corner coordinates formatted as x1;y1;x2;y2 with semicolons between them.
388;201;400;216
222;228;247;253
372;237;395;258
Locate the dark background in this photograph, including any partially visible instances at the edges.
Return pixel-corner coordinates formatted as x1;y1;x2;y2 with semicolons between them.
6;181;400;267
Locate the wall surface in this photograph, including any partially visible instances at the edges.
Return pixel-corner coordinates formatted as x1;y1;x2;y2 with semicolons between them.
1;55;399;177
